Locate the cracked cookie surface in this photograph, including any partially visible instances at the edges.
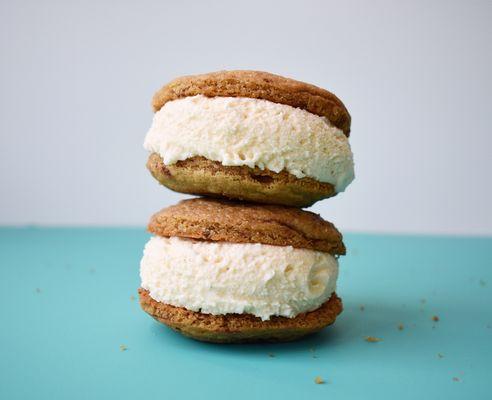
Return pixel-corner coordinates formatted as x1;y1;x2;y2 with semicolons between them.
147;197;345;255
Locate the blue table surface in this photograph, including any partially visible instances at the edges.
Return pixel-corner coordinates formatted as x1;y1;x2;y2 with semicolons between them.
0;228;490;399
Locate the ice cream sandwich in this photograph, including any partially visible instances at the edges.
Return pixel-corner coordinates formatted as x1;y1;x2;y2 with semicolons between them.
138;198;345;343
144;70;354;207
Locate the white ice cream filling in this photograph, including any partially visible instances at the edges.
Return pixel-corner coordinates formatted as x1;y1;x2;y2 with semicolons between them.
143;95;354;192
140;236;339;321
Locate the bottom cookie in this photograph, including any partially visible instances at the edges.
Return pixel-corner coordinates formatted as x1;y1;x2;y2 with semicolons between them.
138;288;343;343
146;153;336;208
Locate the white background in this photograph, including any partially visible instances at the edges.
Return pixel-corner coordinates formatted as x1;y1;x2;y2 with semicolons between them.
1;0;491;235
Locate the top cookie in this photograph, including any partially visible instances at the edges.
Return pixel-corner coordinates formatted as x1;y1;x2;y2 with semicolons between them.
148;198;346;255
152;70;351;136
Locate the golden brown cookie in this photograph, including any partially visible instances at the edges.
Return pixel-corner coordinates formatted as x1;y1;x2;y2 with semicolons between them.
139;288;343;343
148;197;346;255
147;153;336;208
152;70;351;136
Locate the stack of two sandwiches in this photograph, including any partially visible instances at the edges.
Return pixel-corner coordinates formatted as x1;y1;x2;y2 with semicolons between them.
138;70;355;343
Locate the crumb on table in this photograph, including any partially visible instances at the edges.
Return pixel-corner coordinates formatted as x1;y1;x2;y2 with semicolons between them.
268;353;275;358
437;353;444;358
452;377;460;382
432;315;440;322
314;376;325;384
398;324;404;331
365;336;382;343
119;344;127;352
359;305;365;311
130;295;136;301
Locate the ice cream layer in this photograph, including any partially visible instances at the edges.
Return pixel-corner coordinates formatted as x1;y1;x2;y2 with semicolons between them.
140;236;339;321
143;95;354;192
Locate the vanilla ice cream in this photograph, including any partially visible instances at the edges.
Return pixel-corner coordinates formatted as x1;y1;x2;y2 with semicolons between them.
140;236;339;321
143;95;354;192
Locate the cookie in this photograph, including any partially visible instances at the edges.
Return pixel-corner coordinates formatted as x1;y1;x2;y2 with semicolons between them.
138;198;345;343
152;70;351;135
139;288;343;343
147;197;346;255
143;71;354;207
147;153;336;208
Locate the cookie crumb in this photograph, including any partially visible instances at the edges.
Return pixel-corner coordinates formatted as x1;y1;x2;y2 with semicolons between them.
268;353;275;358
359;305;365;311
119;344;127;352
432;315;440;322
437;353;444;358
314;376;325;384
130;295;135;301
398;324;404;331
452;377;460;382
365;336;382;343
35;288;41;293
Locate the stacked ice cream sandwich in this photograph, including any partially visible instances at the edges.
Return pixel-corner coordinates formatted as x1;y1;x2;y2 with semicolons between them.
139;71;354;343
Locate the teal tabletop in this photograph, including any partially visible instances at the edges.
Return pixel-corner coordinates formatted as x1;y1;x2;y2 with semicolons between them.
0;228;490;399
